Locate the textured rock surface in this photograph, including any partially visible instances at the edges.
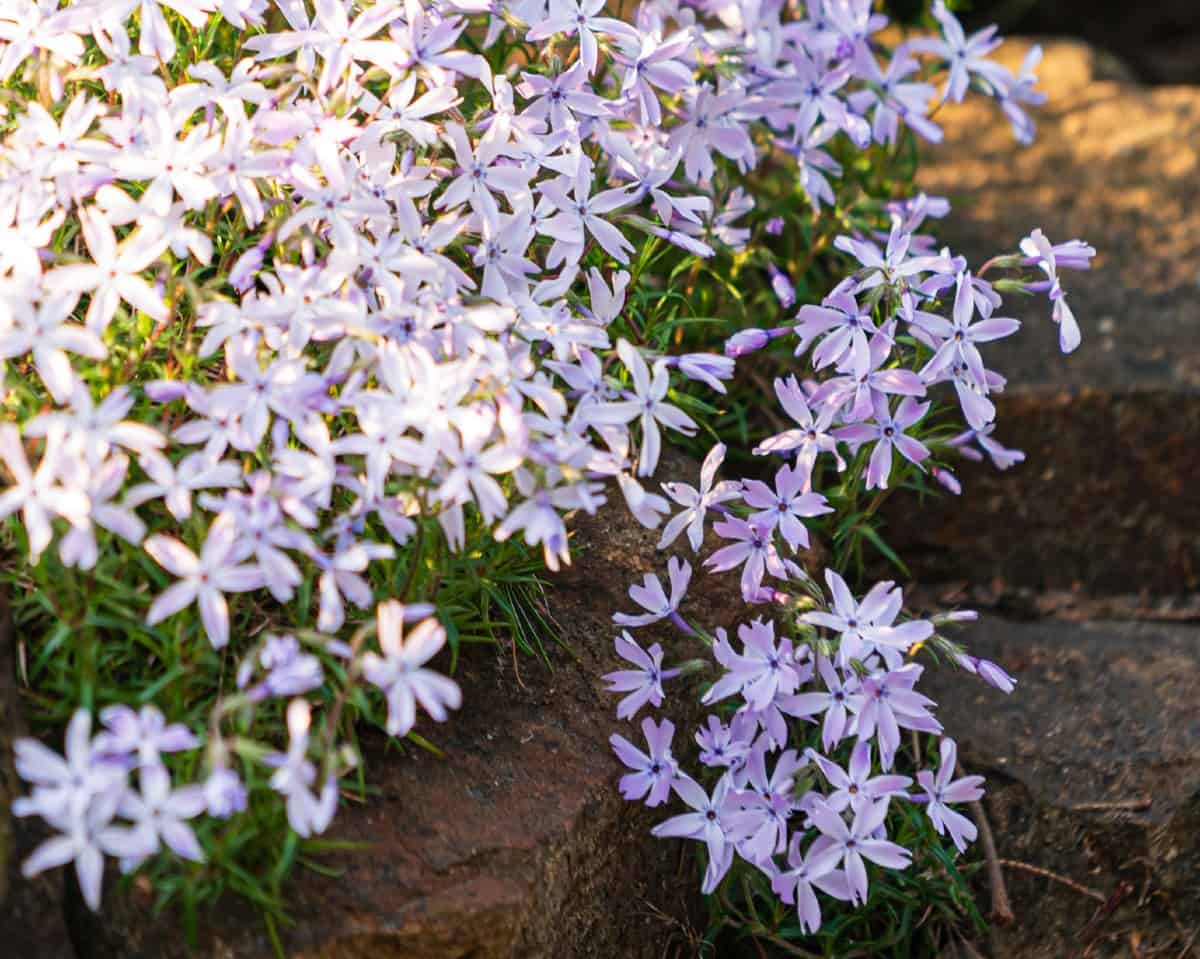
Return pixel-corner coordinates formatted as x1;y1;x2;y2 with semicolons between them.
0;588;75;958
920;39;1200;392
923;616;1200;957
64;477;735;959
880;388;1200;596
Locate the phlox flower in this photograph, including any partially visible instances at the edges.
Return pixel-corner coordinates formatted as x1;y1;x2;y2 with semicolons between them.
913;0;1007;104
705;517;787;599
603;631;681;720
613;555;691;628
12;710;130;912
808;741;912;815
143;512;266;649
657;442;741;551
0;422;90;563
809;797;912;905
835;394;931;491
849;664;943;770
741;462;833;551
111;762;207;871
95;705;198;769
361;601;462;738
48;206;168;333
771;834;843;934
753;376;844;472
526;0;638;76
610;716;677;806
0;292;104;403
703;619;799;711
779;656;860;751
1020;227;1096;353
583;339;697;476
265;699;338;839
916;738;984;852
651;774;737;894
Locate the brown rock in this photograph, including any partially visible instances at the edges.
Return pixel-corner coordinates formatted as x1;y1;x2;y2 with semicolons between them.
879;388;1200;596
70;473;737;959
923;615;1200;957
920;39;1200;392
0;586;75;958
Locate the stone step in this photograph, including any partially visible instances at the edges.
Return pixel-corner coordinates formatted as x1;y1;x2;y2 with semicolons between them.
920;39;1200;393
921;614;1200;957
880;388;1200;596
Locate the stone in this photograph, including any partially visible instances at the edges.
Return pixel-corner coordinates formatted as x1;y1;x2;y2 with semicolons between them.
878;388;1200;596
922;615;1200;956
919;39;1200;392
67;466;738;959
965;3;1200;86
0;587;76;958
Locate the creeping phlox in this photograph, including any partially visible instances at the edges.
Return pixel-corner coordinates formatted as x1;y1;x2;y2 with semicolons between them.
0;0;1092;928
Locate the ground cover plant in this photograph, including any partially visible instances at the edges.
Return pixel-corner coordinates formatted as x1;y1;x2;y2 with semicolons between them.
0;0;1093;952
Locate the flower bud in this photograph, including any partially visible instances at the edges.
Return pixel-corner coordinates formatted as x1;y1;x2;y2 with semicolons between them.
725;328;769;357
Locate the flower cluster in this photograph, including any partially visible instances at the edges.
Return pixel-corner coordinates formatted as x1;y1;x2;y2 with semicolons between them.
0;0;1092;931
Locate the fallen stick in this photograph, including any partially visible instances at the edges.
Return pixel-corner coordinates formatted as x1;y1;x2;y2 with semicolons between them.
959;761;1014;924
998;859;1106;903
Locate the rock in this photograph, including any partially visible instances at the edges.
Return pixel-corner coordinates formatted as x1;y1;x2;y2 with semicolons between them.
923;615;1200;956
0;586;76;958
71;472;738;959
965;3;1200;86
889;41;1200;598
878;388;1200;596
920;39;1200;392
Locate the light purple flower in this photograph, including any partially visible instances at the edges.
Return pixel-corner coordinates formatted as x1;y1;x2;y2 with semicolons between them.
705;517;787;600
613;556;691;627
603;631;681;720
835;394;931;491
849;664;943;769
803;571;932;665
810;797;912;905
754;376;844;472
1020;228;1095;353
917;738;984;852
203;765;247;819
779;656;859;751
95;705;199;768
796;290;878;376
110;763;207;870
771;835;843;933
265;699;338;839
143;512;266;649
703;619;799;711
651;774;736;894
808;741;912;815
695;713;755;771
742;462;833;551
610;716;677;807
657;443;741;551
584;340;697;476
